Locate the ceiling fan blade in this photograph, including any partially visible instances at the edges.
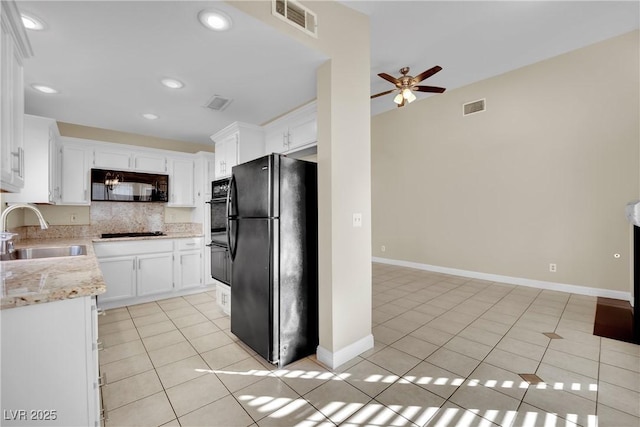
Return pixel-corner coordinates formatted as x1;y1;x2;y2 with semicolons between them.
377;72;400;85
413;66;443;83
370;89;395;99
414;85;446;93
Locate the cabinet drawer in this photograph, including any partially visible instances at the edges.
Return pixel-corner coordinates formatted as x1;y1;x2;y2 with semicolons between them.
94;239;174;257
176;237;203;251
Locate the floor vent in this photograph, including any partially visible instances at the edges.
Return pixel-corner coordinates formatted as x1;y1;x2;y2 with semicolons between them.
205;95;232;112
463;99;486;116
272;0;317;38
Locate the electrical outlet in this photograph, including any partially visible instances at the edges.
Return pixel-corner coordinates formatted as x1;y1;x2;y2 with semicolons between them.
549;263;557;272
352;213;362;228
381;245;386;252
70;213;78;223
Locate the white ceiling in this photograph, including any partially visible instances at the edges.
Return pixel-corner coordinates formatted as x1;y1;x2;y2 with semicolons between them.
19;1;639;146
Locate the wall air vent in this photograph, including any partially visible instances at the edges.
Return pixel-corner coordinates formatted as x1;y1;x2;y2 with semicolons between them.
463;99;486;116
272;0;318;38
205;95;232;112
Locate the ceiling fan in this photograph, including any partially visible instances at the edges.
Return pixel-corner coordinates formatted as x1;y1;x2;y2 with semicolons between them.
371;66;446;107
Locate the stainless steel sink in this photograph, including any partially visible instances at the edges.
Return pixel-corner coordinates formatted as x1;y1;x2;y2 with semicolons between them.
0;245;87;261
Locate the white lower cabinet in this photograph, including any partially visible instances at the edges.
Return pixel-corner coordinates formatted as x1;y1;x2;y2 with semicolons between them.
97;256;136;302
176;238;203;291
0;296;101;426
95;238;205;308
138;253;174;296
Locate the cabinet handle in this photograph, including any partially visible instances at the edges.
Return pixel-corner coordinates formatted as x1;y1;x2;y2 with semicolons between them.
11;148;24;177
133;259;136;270
20;147;24;178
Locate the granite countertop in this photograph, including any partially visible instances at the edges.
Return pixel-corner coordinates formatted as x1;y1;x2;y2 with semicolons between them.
0;233;205;310
0;238;107;310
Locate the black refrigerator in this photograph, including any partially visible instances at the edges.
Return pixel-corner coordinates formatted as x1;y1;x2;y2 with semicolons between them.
228;153;318;367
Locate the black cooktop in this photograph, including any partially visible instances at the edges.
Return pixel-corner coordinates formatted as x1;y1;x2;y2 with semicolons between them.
100;231;166;239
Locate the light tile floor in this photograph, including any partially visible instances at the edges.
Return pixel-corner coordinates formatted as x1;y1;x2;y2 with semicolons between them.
98;263;640;427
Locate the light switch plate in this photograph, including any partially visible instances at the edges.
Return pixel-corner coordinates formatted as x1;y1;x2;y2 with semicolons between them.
353;213;362;228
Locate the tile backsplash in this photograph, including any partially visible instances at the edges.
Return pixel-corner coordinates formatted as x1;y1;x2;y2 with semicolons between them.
10;202;201;240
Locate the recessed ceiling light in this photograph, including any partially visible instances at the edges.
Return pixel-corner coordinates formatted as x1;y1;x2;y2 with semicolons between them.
142;113;159;120
21;13;45;30
160;78;184;89
198;9;232;31
31;84;58;94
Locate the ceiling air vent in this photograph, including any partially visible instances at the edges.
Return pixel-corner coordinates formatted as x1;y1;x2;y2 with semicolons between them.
463;99;486;116
272;0;318;38
205;95;232;112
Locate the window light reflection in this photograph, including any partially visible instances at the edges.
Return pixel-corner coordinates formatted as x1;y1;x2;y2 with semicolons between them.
192;365;601;426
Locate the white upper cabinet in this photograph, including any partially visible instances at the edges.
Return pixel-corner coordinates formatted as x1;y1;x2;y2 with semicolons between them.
58;138;92;205
210;122;264;178
3;115;60;204
213;132;238;178
55;137;196;206
92;146;167;173
133;152;167;173
0;1;32;193
264;101;317;155
168;157;195;207
93;146;131;170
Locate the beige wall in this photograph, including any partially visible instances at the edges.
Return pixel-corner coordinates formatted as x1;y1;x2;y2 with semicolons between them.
58;122;214;154
372;31;639;294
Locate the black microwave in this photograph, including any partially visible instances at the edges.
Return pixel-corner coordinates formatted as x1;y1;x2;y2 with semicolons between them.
91;169;169;202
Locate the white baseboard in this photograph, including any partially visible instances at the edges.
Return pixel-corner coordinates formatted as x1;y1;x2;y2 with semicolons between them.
317;334;374;369
372;256;632;303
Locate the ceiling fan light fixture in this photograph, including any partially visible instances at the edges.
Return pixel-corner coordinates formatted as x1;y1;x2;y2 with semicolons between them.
393;93;404;104
198;9;232;31
406;90;417;103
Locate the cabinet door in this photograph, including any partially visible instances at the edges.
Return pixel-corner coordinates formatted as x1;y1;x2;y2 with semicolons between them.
93;147;131;170
224;134;238;172
59;144;91;205
0;24;25;192
2;116;58;204
288;113;317;150
214;133;238;178
169;158;195;206
137;253;174;296
178;251;203;290
265;128;287;154
134;153;167;173
97;256;136;303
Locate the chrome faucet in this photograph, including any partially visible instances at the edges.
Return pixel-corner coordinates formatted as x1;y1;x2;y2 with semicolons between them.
1;203;49;255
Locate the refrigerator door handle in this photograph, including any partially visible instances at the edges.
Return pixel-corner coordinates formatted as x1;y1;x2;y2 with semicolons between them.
227;174;237;260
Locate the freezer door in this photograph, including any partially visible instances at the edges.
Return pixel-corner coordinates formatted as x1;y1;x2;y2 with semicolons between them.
229;218;279;363
229;155;279;218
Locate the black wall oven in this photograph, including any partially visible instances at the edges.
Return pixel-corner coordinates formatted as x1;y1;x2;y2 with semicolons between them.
207;178;231;284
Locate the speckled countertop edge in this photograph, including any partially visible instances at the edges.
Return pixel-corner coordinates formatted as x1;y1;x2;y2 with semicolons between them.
0;233;204;310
